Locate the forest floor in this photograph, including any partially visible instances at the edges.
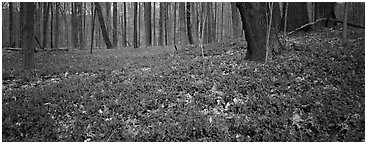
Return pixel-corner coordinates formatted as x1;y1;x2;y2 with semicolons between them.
2;26;365;142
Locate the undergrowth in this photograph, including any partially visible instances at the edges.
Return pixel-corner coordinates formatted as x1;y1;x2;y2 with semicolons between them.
2;27;364;142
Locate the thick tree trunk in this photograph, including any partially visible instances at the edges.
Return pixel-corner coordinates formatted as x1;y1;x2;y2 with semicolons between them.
95;2;113;49
280;2;309;32
236;2;282;63
186;2;194;44
23;2;35;70
144;2;152;47
133;2;138;48
113;2;118;48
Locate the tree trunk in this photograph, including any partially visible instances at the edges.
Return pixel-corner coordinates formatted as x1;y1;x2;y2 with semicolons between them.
55;3;59;48
231;2;241;39
173;3;177;45
236;2;282;63
42;2;50;48
9;3;14;47
158;2;165;46
113;2;118;48
152;2;155;46
123;2;127;47
106;2;110;38
280;2;308;32
133;2;138;48
144;2;152;47
91;2;96;54
19;3;24;48
179;2;187;49
50;3;54;48
314;2;336;27
95;2;113;49
23;2;35;70
186;2;194;44
342;2;349;42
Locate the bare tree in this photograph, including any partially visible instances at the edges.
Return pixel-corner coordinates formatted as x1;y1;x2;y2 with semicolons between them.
23;2;35;70
179;2;187;48
95;2;113;49
144;2;152;46
186;2;194;44
8;2;14;47
133;2;138;48
113;2;118;48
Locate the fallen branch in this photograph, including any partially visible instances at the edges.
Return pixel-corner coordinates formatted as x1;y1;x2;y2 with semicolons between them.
287;18;364;35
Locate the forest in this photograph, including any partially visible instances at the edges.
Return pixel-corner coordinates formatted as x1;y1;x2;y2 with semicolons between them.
2;2;365;142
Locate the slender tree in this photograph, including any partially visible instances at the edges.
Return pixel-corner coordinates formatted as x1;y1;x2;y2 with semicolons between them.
133;2;138;48
19;3;24;48
236;2;283;63
8;3;14;47
55;3;59;48
95;2;113;49
144;2;152;47
23;2;35;70
123;2;127;47
158;2;165;46
173;2;177;45
91;2;96;54
152;2;156;45
342;2;349;42
113;2;118;48
179;2;187;49
42;2;50;48
186;2;194;44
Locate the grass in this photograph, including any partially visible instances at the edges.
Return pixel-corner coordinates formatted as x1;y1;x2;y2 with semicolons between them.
2;26;364;142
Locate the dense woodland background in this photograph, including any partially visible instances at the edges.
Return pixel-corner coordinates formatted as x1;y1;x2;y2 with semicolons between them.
1;2;365;49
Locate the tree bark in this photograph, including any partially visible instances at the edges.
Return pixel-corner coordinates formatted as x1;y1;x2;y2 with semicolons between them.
144;2;152;47
55;3;59;48
158;2;165;46
186;2;194;44
9;3;14;47
95;2;113;49
91;2;96;54
152;2;155;46
236;2;282;63
173;3;177;45
23;2;35;70
123;2;127;47
179;2;187;49
19;3;25;48
231;2;241;39
113;2;118;48
342;2;349;42
133;2;138;48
